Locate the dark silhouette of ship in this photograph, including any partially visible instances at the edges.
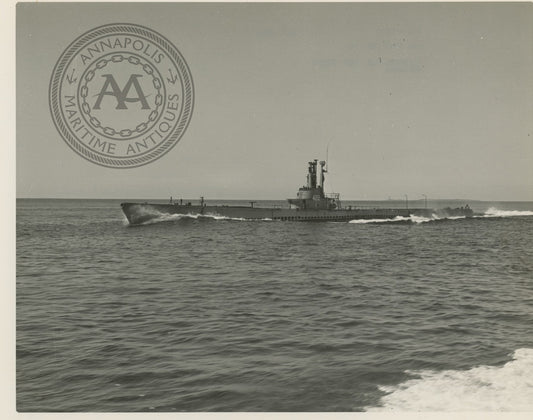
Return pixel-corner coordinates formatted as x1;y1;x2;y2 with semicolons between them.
121;159;474;225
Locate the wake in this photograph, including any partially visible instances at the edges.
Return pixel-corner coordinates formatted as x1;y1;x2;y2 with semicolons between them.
481;207;533;218
348;207;533;225
367;348;533;411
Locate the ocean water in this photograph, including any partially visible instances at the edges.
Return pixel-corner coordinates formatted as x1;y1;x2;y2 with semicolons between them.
16;199;533;412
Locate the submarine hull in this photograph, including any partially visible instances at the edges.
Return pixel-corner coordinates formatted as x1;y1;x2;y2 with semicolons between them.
120;202;473;225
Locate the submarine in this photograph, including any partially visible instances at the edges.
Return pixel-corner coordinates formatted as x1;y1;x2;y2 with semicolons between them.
121;159;474;225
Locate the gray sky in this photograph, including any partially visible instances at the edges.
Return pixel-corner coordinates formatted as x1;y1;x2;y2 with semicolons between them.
17;2;532;200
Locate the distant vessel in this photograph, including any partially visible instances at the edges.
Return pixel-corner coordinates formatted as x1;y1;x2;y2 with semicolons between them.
121;159;474;225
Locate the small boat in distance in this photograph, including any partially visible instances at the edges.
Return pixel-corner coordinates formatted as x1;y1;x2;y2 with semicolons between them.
121;159;474;225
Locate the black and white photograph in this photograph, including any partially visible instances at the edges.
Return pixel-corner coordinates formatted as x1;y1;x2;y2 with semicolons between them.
10;0;533;415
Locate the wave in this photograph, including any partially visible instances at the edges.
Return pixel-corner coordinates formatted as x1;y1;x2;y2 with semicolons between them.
348;214;466;224
349;216;414;224
138;212;251;225
139;213;193;225
367;348;533;411
481;207;533;218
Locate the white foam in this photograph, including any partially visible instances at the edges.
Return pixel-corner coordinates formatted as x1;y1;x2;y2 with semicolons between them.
410;214;438;224
367;348;533;411
349;214;450;224
203;213;247;221
139;212;193;225
138;211;251;225
349;216;411;224
482;207;533;218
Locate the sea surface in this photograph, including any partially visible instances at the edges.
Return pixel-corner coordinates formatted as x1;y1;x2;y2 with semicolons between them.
16;198;533;411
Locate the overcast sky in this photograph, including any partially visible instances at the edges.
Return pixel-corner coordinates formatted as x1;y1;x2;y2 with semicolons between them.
16;2;532;200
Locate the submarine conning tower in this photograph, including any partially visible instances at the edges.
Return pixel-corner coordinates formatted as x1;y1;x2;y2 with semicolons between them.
287;159;339;210
305;159;326;192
